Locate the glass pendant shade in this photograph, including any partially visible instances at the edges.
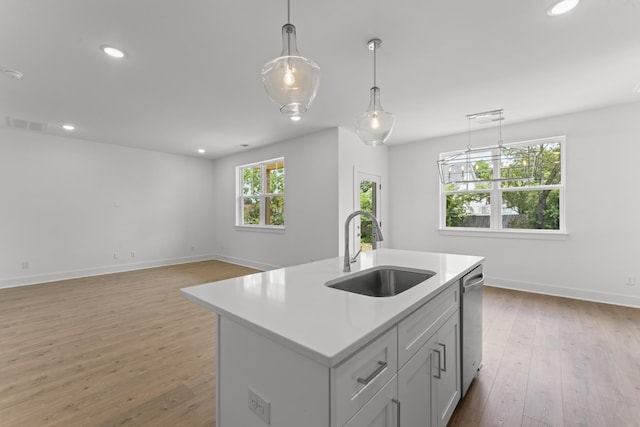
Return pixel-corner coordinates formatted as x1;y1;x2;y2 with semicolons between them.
355;86;395;146
262;24;320;116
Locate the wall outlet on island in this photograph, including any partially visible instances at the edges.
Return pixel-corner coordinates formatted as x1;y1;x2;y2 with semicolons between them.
248;387;270;424
625;275;636;286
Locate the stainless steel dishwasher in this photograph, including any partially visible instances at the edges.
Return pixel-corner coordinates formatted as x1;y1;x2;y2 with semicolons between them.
461;264;484;397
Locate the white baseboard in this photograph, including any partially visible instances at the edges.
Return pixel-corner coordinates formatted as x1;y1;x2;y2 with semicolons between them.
487;276;640;309
213;253;278;272
0;254;221;289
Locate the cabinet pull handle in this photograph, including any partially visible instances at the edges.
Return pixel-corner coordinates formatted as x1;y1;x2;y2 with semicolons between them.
392;398;401;427
438;343;447;372
357;360;387;386
432;349;442;379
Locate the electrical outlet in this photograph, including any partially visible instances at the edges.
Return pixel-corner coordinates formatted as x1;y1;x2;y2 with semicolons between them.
113;252;119;260
130;251;136;258
625;275;636;286
248;388;270;425
21;261;29;270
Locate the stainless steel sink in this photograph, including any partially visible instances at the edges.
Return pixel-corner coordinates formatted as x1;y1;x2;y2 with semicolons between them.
326;266;436;297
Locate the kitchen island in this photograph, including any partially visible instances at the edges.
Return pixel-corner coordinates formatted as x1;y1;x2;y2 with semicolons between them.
181;248;483;427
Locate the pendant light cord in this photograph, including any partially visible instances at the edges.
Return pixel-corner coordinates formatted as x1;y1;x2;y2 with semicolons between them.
287;0;291;24
373;43;377;87
498;110;503;146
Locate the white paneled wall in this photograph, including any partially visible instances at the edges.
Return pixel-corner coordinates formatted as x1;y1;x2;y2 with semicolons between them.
387;102;640;307
211;129;341;270
0;129;217;287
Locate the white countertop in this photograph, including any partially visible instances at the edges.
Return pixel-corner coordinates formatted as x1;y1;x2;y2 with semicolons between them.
180;249;483;367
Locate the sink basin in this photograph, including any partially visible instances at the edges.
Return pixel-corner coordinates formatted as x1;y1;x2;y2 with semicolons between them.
326;266;436;297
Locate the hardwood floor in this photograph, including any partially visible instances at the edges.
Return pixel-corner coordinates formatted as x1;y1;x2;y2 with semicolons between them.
451;287;640;427
0;261;259;427
1;262;639;426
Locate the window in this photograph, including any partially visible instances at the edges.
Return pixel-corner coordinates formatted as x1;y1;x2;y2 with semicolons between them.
237;158;285;227
440;136;565;234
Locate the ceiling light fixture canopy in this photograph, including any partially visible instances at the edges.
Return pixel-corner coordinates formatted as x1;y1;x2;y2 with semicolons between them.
261;0;320;117
547;0;580;16
355;39;395;147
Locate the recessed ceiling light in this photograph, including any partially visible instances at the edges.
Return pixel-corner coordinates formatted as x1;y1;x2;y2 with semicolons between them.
2;68;23;79
101;45;127;59
61;124;75;131
197;148;206;154
290;115;301;122
547;0;580;16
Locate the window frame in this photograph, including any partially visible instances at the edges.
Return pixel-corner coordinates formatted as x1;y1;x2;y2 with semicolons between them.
236;157;285;230
438;136;567;237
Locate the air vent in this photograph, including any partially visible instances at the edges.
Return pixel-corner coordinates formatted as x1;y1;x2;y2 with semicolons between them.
4;116;48;132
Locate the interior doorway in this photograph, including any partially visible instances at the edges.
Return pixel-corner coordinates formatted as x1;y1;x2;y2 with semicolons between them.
354;171;381;254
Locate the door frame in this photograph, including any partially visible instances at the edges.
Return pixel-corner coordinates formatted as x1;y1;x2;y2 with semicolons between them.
353;169;382;254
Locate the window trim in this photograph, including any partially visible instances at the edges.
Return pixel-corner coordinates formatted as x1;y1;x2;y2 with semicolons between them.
236;157;285;229
439;135;566;235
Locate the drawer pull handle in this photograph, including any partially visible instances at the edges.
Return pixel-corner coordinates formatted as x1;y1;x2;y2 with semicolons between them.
438;343;447;372
392;398;401;427
432;349;442;379
357;360;387;386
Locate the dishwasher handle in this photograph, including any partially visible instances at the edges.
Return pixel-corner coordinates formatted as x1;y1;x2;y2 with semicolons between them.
462;273;484;294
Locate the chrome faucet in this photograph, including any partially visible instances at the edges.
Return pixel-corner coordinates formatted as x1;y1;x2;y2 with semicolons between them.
344;210;384;272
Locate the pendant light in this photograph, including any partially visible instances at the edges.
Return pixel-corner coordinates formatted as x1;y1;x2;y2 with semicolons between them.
261;0;320;118
355;39;395;146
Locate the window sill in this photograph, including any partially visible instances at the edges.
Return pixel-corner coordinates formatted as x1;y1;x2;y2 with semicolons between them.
235;225;285;234
438;228;568;241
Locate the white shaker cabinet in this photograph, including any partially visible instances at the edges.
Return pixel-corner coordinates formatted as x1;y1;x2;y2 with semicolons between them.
396;281;459;427
398;340;435;426
343;376;399;427
398;310;460;427
332;327;398;427
216;284;461;427
433;312;460;427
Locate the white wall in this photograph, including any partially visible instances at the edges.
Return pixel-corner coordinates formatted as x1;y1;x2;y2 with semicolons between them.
0;128;217;287
337;128;389;256
211;129;340;269
388;102;640;307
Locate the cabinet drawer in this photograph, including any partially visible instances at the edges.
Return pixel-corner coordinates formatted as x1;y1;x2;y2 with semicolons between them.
343;375;398;427
332;327;398;427
398;283;458;368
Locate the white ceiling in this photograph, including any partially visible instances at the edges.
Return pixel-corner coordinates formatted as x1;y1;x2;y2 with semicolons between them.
2;0;640;159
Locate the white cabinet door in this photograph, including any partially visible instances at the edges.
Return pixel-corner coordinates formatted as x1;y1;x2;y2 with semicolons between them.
344;377;398;427
398;310;460;427
398;342;435;427
433;311;460;427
